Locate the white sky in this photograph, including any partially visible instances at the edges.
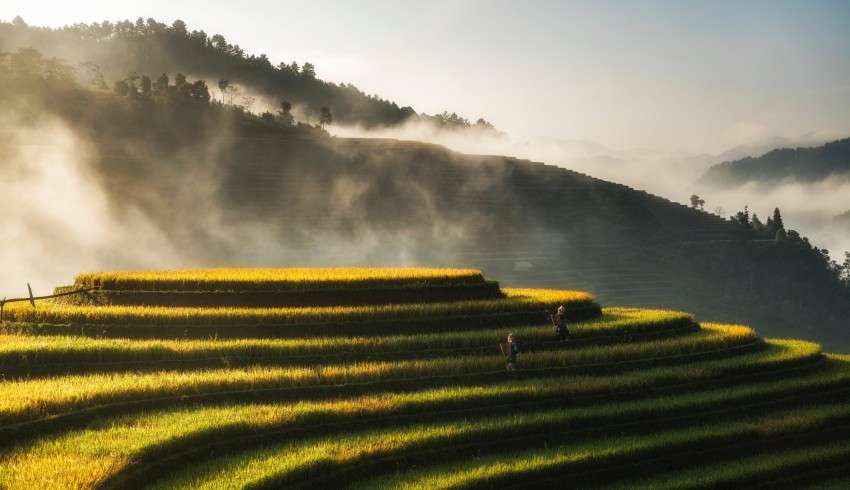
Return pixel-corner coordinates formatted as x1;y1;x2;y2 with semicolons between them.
3;0;850;153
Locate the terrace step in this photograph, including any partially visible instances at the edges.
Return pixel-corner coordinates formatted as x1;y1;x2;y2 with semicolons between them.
53;280;504;308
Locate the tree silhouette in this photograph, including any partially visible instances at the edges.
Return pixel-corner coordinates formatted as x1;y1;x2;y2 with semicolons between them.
171;19;187;35
690;194;700;209
841;253;850;286
732;205;751;228
772;207;785;231
189;80;210;102
766;207;786;237
153;73;169;96
211;34;228;51
475;118;496;130
751;213;765;232
279;100;294;127
218;79;230;103
319;106;333;128
302;62;316;78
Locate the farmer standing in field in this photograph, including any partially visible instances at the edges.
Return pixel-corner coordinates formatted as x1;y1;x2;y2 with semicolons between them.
501;333;519;371
549;305;570;343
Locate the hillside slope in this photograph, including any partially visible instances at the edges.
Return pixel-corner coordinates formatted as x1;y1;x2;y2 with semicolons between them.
210;134;850;348
2;47;849;351
699;137;850;187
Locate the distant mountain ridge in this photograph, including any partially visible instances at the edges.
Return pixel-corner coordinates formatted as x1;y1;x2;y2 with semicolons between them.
699;137;850;188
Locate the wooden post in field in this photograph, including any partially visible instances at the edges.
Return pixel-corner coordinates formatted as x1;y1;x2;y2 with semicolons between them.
0;285;95;323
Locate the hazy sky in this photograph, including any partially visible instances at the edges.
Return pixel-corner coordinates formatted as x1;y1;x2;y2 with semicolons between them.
3;0;850;153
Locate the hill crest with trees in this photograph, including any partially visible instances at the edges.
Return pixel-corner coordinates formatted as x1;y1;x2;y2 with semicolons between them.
0;15;501;136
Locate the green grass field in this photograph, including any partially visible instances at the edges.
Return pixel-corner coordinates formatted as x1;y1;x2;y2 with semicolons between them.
0;267;846;489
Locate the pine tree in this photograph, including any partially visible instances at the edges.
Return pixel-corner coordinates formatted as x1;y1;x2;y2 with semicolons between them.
772;208;785;232
733;205;751;228
751;213;765;232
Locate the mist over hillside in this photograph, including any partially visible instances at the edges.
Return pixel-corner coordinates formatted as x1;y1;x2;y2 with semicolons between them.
2;17;850;351
3;50;850;351
4;5;850;489
0;16;500;134
7;13;846;249
341;119;850;262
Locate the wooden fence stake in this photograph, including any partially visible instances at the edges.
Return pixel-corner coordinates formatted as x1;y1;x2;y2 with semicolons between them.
0;285;96;323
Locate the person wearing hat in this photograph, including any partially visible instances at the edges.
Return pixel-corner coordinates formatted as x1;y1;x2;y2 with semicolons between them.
501;333;520;371
551;305;570;342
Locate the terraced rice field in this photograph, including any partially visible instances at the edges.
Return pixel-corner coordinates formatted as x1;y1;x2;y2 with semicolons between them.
0;267;847;489
73;268;488;291
62;268;506;308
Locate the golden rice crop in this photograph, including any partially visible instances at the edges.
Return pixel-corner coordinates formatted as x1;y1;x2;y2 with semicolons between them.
0;342;835;489
3;288;594;325
0;308;691;369
349;404;850;490
73;267;486;291
612;442;850;489
150;399;850;490
0;324;758;425
1;264;841;489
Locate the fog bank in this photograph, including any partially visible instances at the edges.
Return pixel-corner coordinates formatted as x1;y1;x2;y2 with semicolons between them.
331;121;850;258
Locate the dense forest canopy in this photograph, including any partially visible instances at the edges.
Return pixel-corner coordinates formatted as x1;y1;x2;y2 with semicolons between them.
0;15;500;133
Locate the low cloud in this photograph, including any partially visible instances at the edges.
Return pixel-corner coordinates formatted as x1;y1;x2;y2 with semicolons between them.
0;114;185;294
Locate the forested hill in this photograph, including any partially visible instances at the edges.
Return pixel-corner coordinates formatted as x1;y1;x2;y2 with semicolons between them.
699;137;850;187
0;16;497;131
3;52;850;351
